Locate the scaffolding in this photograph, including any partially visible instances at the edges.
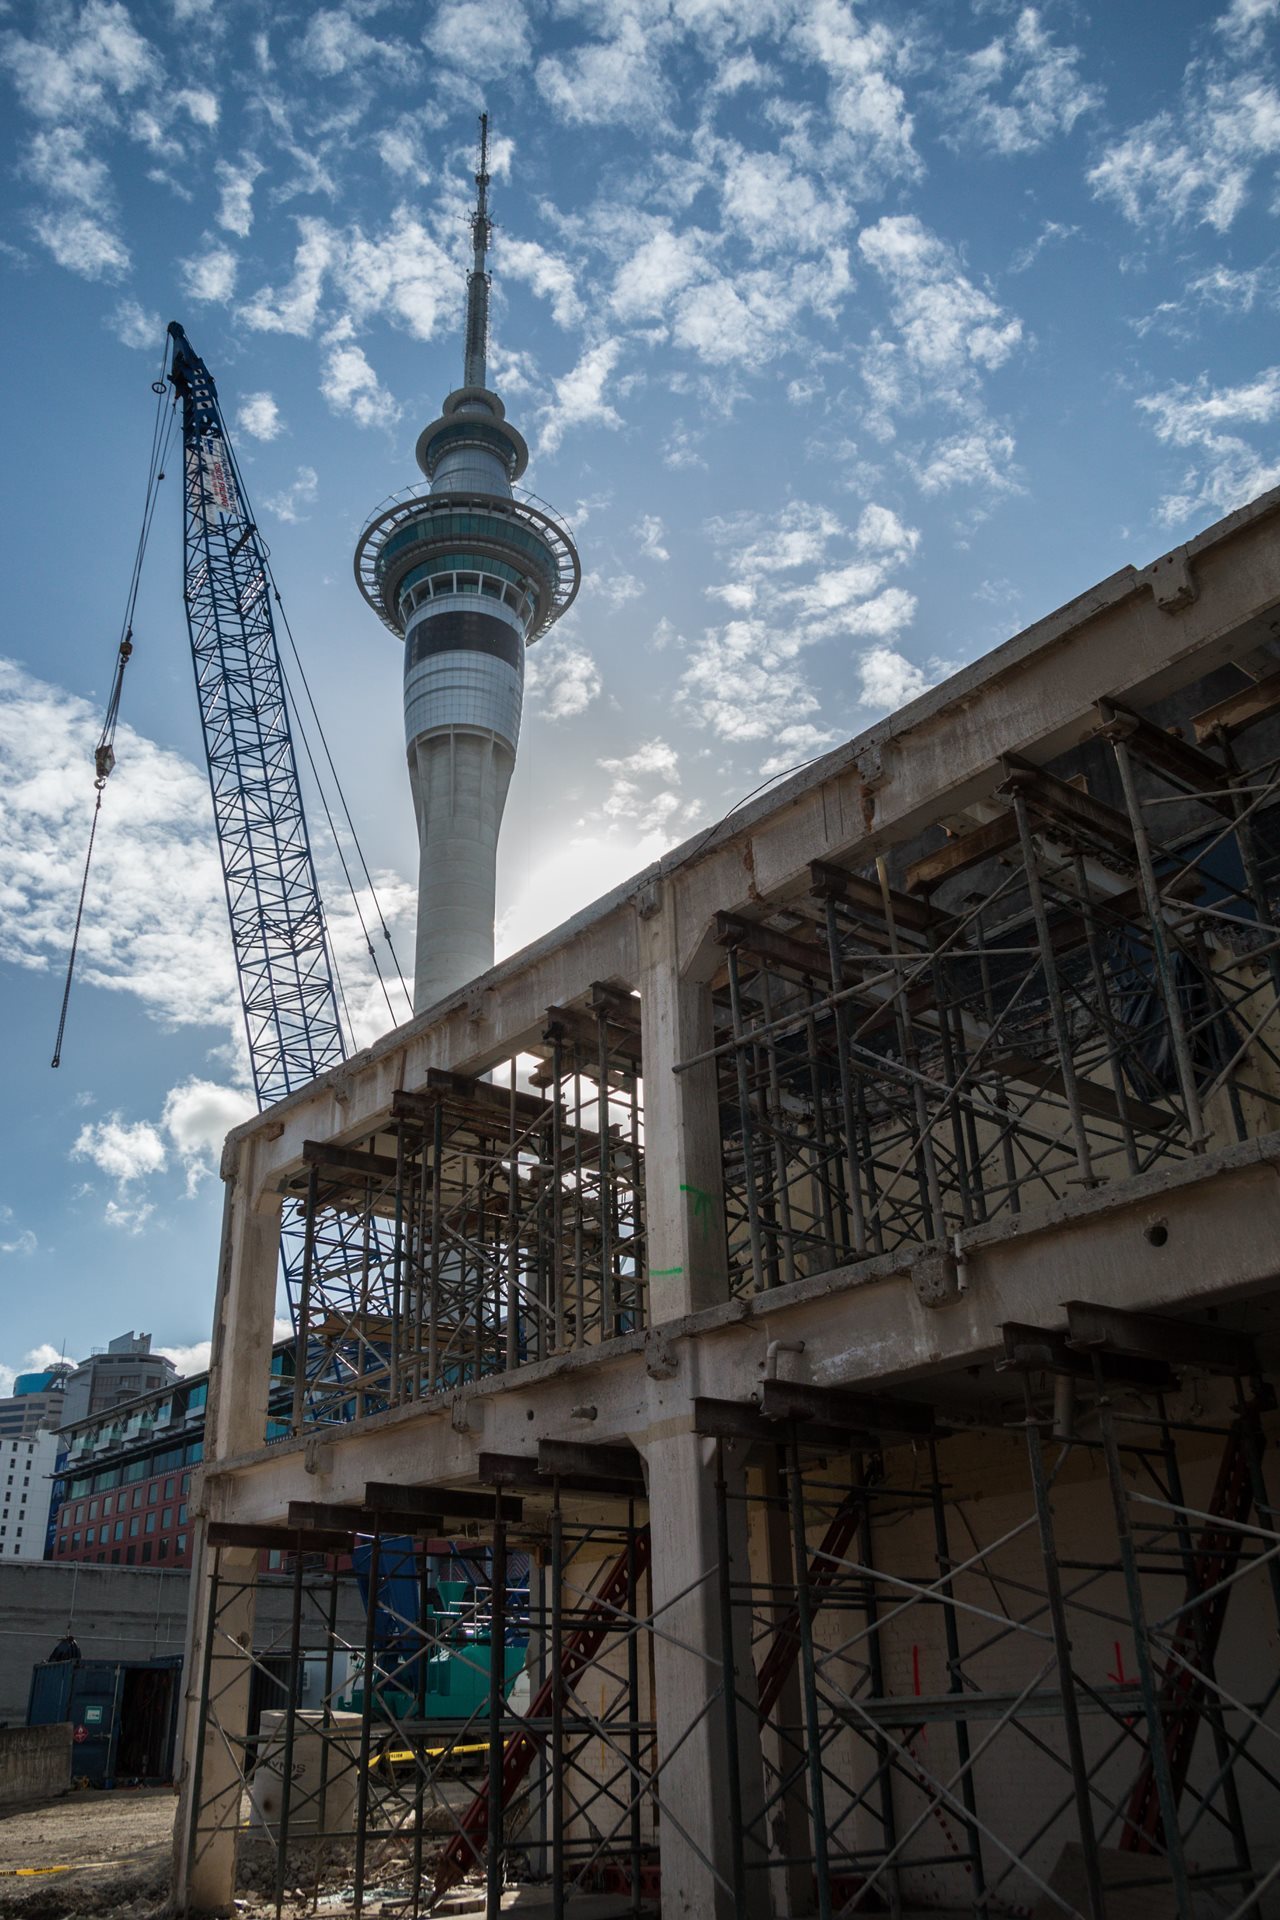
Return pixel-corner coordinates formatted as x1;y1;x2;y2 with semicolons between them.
700;1308;1280;1919
184;1464;667;1918
698;692;1280;1296
286;986;646;1427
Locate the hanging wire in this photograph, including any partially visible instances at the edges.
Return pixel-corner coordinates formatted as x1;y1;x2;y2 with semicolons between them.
51;341;175;1069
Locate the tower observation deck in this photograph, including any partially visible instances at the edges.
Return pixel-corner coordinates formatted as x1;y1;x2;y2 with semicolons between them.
354;117;580;1012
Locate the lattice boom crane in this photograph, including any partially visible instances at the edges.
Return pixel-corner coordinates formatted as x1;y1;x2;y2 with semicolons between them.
167;321;346;1107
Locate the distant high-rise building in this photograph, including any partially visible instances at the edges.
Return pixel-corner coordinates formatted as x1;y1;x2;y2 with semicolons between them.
0;1429;59;1560
0;1364;70;1438
59;1332;177;1430
354;116;581;1011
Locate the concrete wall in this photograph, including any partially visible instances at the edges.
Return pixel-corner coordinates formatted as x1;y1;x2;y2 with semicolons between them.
0;1722;71;1806
0;1562;363;1727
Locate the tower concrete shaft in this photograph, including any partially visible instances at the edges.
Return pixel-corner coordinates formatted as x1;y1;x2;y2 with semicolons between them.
354;116;580;1013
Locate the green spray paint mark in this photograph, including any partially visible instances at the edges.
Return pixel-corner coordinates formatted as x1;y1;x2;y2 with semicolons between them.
680;1182;715;1228
650;1266;684;1277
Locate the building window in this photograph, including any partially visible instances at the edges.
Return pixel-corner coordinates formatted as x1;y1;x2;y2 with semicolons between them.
125;1546;135;1565
177;1535;187;1556
164;1478;174;1499
102;1496;112;1517
111;1550;120;1565
88;1500;97;1519
129;1517;139;1538
113;1521;123;1543
181;1473;191;1494
141;1542;152;1563
145;1513;156;1534
179;1504;188;1525
148;1484;158;1505
131;1489;141;1509
85;1528;94;1546
158;1538;169;1561
72;1532;80;1548
162;1508;173;1528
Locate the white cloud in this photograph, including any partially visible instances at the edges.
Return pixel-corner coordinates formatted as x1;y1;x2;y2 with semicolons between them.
300;8;395;76
537;12;673;132
940;8;1100;156
912;426;1020;494
1089;71;1280;233
427;0;533;77
759;722;842;780
1217;0;1280;48
0;1342;73;1400
0;658;239;1037
106;298;161;350
237;392;283;441
161;1078;256;1192
679;498;924;750
791;0;922;193
596;572;644;607
376;123;431;184
859;216;1023;384
855;502;920;562
103;1197;155;1235
153;1339;211;1377
856;644;933;711
636;514;670;561
611;226;704;321
1137;365;1280;523
1;2;161;124
717;141;853;255
538;339;625;454
239;218;333;334
0;1224;37;1258
180;242;237;304
32;208;129;279
598;739;685;835
320;333;400;429
72;1115;167;1184
526;635;603;719
264;465;319;522
175;84;218;127
215;155;263;237
500;237;583;328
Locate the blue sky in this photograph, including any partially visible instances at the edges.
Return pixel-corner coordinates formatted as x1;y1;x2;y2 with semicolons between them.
2;0;1279;1385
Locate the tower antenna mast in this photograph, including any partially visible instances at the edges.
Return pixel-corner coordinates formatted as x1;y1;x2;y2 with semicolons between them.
464;111;492;390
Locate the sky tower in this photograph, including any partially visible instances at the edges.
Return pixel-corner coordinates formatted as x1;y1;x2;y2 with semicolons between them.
355;117;580;1012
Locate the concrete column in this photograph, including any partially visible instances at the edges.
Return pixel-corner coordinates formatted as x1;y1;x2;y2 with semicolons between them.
173;1538;256;1916
174;1141;279;1913
643;1424;768;1920
639;902;729;1322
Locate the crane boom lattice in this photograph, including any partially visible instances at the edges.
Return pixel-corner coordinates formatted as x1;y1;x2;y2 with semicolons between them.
169;323;394;1420
169;322;344;1106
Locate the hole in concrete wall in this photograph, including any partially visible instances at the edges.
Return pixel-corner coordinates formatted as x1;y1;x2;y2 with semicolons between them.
1145;1220;1169;1248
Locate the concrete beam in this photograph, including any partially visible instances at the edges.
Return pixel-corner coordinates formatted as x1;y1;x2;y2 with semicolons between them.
211;489;1280;1209
198;1131;1280;1528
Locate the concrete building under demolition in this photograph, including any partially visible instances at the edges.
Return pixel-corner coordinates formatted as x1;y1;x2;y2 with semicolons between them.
172;480;1280;1919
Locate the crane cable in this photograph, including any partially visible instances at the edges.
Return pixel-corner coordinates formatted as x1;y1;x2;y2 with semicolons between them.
273;589;413;1022
51;343;175;1069
214;421;413;1024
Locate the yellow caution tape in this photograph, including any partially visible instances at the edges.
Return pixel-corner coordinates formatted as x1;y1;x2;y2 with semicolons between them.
375;1740;490;1765
0;1866;79;1878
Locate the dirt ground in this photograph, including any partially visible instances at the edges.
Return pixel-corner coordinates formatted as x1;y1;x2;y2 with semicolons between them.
0;1789;175;1918
0;1791;646;1918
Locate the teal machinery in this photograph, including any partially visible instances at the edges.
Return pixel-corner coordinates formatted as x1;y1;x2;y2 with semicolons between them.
342;1536;528;1724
